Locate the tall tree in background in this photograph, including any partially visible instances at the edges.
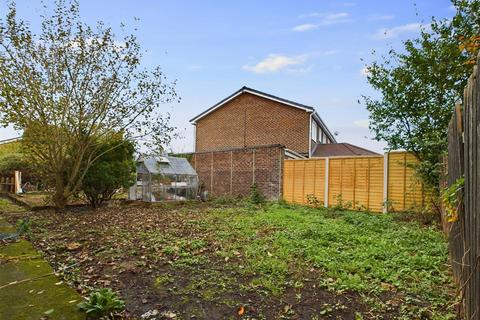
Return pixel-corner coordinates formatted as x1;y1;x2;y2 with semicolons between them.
0;1;178;208
363;0;479;193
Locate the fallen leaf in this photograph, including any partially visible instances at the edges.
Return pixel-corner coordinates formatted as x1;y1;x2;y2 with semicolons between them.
66;242;82;251
54;281;63;286
238;306;245;316
44;309;54;315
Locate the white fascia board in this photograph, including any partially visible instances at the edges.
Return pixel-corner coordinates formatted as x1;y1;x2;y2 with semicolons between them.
190;88;313;124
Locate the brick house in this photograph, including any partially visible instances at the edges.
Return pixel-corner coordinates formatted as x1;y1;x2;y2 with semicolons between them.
190;86;337;158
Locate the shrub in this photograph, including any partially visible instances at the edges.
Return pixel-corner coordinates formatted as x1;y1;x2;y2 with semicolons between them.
0;153;29;172
82;137;136;207
78;288;125;318
249;183;265;204
306;194;323;208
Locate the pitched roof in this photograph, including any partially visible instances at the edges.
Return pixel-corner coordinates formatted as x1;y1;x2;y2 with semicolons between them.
189;86;315;123
138;156;197;176
189;86;337;143
311;143;379;158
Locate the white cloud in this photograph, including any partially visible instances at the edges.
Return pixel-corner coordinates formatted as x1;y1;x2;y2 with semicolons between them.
374;23;422;39
292;24;318;32
321;12;351;25
242;54;308;74
368;15;395;21
293;12;351;32
354;119;370;128
342;2;356;7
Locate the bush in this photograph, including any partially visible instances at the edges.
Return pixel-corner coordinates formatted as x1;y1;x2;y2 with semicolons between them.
82;138;136;207
78;288;125;318
249;183;265;204
0;153;29;172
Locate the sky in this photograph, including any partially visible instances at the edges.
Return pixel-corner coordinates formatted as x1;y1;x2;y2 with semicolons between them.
0;0;455;153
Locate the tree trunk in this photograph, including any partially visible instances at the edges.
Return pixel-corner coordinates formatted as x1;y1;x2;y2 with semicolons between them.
53;173;69;209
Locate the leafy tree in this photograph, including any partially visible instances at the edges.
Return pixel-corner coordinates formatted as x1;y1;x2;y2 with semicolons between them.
0;153;28;172
362;0;479;191
82;136;135;207
0;1;178;208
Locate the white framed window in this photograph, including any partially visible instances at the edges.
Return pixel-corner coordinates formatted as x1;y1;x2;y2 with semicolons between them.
312;122;318;142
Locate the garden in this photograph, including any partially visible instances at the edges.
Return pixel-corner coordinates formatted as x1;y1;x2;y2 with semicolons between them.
1;198;456;319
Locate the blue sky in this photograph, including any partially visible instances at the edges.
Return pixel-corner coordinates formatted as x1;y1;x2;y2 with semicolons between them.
0;0;455;153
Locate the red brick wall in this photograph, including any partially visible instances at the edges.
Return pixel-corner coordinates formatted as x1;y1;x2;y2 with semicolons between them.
195;93;310;154
191;145;284;200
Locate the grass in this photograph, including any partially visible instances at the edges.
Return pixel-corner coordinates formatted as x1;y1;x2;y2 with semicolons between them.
204;203;454;317
0;198;26;213
3;200;456;319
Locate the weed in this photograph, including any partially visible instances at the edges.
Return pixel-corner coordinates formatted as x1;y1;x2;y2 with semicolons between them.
78;288;125;318
16;217;31;235
249;183;265;204
306;194;323;207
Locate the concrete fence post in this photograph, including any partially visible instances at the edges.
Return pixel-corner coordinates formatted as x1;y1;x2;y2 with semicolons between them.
14;171;21;194
383;152;389;213
324;158;329;207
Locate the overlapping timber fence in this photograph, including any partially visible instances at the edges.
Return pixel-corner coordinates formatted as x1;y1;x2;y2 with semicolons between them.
443;54;480;319
283;151;425;213
0;171;21;193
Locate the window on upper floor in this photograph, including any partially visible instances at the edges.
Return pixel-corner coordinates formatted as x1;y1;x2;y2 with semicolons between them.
312;122;318;142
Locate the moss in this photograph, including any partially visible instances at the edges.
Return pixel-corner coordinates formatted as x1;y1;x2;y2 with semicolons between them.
0;259;85;319
0;220;16;233
0;239;40;258
153;274;173;290
0;198;26;213
0;217;85;319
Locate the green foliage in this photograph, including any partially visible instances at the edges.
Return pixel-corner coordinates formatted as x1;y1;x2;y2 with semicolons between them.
362;0;480;191
0;153;28;172
77;288;125;318
16;217;31;235
0;140;21;157
0;1;177;208
441;176;464;222
248;183;265;204
209;204;454;317
82;137;136;207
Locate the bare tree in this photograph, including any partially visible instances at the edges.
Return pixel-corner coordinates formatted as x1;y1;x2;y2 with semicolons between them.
0;1;178;208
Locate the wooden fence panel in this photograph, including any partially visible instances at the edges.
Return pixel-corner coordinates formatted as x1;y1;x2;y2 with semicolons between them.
283;158;325;205
387;152;424;212
462;59;479;318
284;152;425;213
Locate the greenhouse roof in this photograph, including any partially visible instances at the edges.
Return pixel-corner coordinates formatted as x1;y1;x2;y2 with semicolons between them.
139;156;197;176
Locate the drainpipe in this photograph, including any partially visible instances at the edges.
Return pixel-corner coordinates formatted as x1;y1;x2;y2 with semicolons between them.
308;112;313;158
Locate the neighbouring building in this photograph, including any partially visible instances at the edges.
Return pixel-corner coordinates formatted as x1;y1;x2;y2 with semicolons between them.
312;143;379;157
190;86;337;158
188;87;378;200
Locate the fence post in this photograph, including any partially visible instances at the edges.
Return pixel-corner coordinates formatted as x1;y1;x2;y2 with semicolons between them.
383;152;389;213
324;158;329;207
14;171;21;194
230;151;233;195
252;149;256;184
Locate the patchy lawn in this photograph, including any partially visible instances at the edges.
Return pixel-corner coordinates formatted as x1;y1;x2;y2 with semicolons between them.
2;201;456;319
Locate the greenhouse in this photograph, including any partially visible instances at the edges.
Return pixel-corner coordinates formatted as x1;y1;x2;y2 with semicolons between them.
129;155;199;202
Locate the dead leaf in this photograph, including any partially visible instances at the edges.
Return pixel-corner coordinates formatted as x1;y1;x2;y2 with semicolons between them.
238;306;245;316
66;242;82;251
